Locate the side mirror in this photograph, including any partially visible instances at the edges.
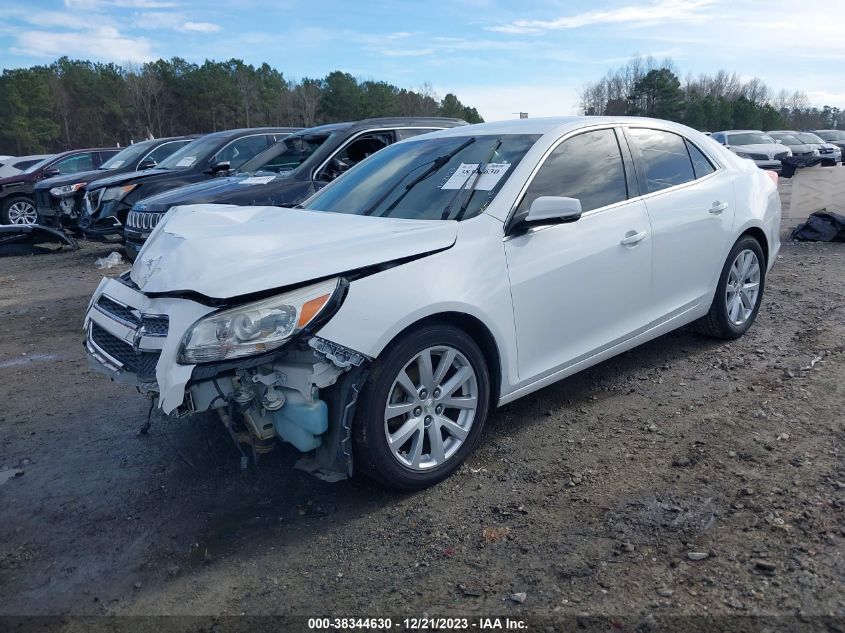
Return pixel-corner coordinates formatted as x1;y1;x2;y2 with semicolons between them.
43;167;60;177
137;158;157;170
207;161;231;175
526;196;582;224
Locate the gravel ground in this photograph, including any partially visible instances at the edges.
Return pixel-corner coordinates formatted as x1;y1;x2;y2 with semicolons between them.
0;215;843;629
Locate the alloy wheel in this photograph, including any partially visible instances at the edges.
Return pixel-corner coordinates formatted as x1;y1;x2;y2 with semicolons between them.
725;249;761;325
383;345;478;471
7;200;38;225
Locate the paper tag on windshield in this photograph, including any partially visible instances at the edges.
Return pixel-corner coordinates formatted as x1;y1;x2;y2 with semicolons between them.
440;162;510;190
238;175;276;185
176;157;195;167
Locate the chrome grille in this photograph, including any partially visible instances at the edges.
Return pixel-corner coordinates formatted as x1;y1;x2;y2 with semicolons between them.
89;322;160;381
748;153;768;161
127;211;162;231
94;295;169;336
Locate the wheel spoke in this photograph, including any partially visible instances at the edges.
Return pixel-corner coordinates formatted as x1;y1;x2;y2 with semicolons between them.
437;415;468;441
389;418;420;448
440;365;471;398
385;400;418;419
729;296;742;322
395;370;419;399
433;349;456;385
417;349;435;392
408;430;424;468
427;424;446;463
440;394;477;410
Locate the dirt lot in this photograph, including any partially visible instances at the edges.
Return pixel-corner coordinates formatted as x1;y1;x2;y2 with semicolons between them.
1;219;843;628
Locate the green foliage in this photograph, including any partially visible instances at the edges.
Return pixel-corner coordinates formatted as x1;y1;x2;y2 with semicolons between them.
580;56;841;133
0;58;484;154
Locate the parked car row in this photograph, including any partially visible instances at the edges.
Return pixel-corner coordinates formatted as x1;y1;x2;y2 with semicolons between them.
0;118;469;261
83;116;782;488
710;129;842;172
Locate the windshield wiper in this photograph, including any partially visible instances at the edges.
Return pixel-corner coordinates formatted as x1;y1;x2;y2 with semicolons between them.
441;138;503;221
363;137;477;216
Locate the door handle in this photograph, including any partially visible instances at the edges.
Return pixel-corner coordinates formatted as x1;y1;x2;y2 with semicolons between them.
620;230;647;246
709;201;729;214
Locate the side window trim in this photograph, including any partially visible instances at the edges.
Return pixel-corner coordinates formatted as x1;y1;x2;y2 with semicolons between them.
140;140;178;165
615;127;640;199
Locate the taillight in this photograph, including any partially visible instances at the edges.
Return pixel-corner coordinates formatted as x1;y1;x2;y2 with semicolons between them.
765;171;778;186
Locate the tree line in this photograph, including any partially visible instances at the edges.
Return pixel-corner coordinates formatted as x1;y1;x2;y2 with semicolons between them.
0;57;484;155
579;56;841;132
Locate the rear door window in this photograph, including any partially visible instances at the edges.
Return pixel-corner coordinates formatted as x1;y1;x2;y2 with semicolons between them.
145;140;192;165
515;128;628;215
317;132;395;181
627;128;696;194
51;152;96;174
685;140;715;179
214;135;274;170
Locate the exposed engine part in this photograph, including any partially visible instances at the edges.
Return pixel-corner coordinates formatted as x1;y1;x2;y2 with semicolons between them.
309;337;368;368
261;385;286;411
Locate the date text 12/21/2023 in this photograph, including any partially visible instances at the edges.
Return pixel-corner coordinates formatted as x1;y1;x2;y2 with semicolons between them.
307;617;528;630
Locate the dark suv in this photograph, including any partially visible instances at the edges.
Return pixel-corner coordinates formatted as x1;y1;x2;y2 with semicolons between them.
123;117;466;259
80;127;299;241
0;148;120;224
34;136;196;231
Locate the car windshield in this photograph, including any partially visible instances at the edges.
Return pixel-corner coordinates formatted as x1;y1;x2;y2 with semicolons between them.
727;133;775;146
795;133;824;144
305;134;539;221
817;130;845;141
157;135;218;169
238;132;335;175
22;156;56;174
772;134;802;146
99;140;156;170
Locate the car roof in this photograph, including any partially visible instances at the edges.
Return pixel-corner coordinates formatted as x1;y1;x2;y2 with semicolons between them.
199;127;301;140
715;130;768;135
422;116;714;140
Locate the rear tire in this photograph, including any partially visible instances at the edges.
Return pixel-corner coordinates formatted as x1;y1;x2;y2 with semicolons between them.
692;235;765;339
353;323;491;489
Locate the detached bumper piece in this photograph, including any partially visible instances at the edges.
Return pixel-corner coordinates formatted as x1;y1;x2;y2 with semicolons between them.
0;224;79;254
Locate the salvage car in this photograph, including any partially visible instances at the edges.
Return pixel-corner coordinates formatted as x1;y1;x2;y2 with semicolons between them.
84;116;780;489
33;136;197;230
79;128;299;241
710;130;790;172
769;131;840;165
812;130;845;160
122;118;466;259
766;132;821;164
0;154;53;179
0;148;120;224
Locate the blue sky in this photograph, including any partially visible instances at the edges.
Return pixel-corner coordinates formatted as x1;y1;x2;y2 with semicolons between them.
1;0;843;121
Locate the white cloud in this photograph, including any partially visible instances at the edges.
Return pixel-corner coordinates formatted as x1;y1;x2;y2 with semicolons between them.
11;26;155;61
64;0;179;8
180;21;220;33
438;84;581;122
488;0;719;34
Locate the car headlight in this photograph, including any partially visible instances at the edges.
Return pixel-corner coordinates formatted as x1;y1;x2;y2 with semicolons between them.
50;182;86;197
101;184;137;202
812;149;819;156
178;278;342;364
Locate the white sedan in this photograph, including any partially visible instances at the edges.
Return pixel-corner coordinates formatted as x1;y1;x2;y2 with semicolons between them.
84;116;781;489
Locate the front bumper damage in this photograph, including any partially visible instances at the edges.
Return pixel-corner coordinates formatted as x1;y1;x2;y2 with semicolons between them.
84;276;371;480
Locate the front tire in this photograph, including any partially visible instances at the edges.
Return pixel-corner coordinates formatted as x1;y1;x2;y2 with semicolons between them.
353;323;491;489
692;235;766;339
2;197;38;225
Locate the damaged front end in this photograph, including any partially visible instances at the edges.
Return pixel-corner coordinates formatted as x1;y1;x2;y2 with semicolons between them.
84;273;371;481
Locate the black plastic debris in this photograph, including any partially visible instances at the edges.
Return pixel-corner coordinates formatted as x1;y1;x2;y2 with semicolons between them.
780;154;822;178
790;211;845;242
0;224;79;255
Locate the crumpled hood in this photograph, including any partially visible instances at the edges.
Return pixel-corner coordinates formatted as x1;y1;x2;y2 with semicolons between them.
131;204;458;298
